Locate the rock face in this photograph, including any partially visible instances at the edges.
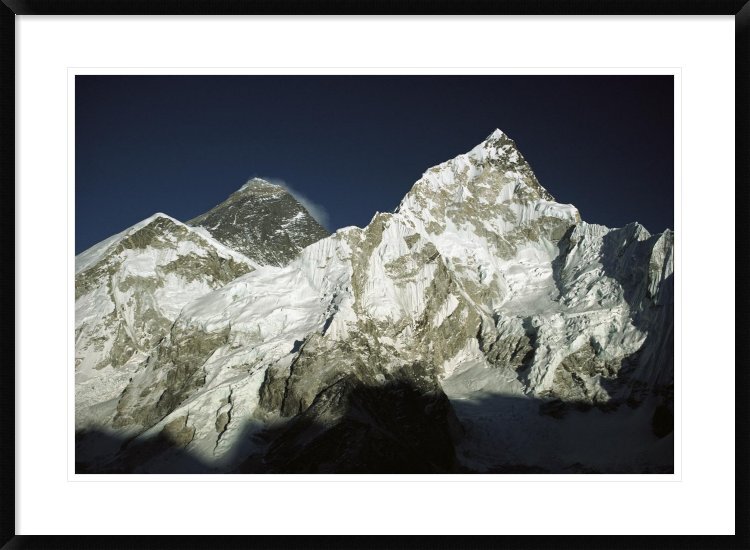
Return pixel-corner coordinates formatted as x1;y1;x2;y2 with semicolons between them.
188;178;330;266
75;130;674;474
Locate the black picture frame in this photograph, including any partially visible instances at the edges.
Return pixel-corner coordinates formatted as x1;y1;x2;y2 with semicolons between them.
2;3;746;549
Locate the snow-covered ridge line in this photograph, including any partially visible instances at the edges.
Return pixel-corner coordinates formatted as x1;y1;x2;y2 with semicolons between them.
75;212;257;275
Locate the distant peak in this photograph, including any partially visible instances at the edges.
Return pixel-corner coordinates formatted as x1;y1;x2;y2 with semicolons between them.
147;212;175;222
136;212;182;228
486;128;506;140
238;178;284;193
464;128;522;161
477;129;518;151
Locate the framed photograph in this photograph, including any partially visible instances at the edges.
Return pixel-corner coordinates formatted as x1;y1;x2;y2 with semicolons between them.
6;3;745;547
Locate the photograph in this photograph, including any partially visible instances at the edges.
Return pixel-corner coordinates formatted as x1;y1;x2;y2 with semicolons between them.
73;74;675;475
9;7;743;542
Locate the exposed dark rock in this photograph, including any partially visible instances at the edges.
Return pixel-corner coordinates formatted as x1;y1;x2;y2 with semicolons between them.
189;178;329;266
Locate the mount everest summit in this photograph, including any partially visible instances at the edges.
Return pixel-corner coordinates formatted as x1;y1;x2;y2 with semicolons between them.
75;129;674;474
188;178;329;266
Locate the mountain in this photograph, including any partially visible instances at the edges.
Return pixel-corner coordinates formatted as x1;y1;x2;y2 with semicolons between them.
75;214;258;433
188;178;330;266
75;180;328;439
75;130;674;474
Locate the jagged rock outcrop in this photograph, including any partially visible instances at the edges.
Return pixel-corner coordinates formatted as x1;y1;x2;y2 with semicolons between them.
76;130;674;474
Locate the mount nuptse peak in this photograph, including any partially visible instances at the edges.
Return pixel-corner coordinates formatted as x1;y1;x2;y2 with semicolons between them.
188;177;329;266
76;130;674;474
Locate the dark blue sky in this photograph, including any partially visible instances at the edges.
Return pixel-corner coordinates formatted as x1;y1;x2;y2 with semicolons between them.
75;75;674;253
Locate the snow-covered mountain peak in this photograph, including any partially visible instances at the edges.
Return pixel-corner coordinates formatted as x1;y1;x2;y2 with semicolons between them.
487;127;506;140
468;128;521;157
75;211;231;275
395;130;577;246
